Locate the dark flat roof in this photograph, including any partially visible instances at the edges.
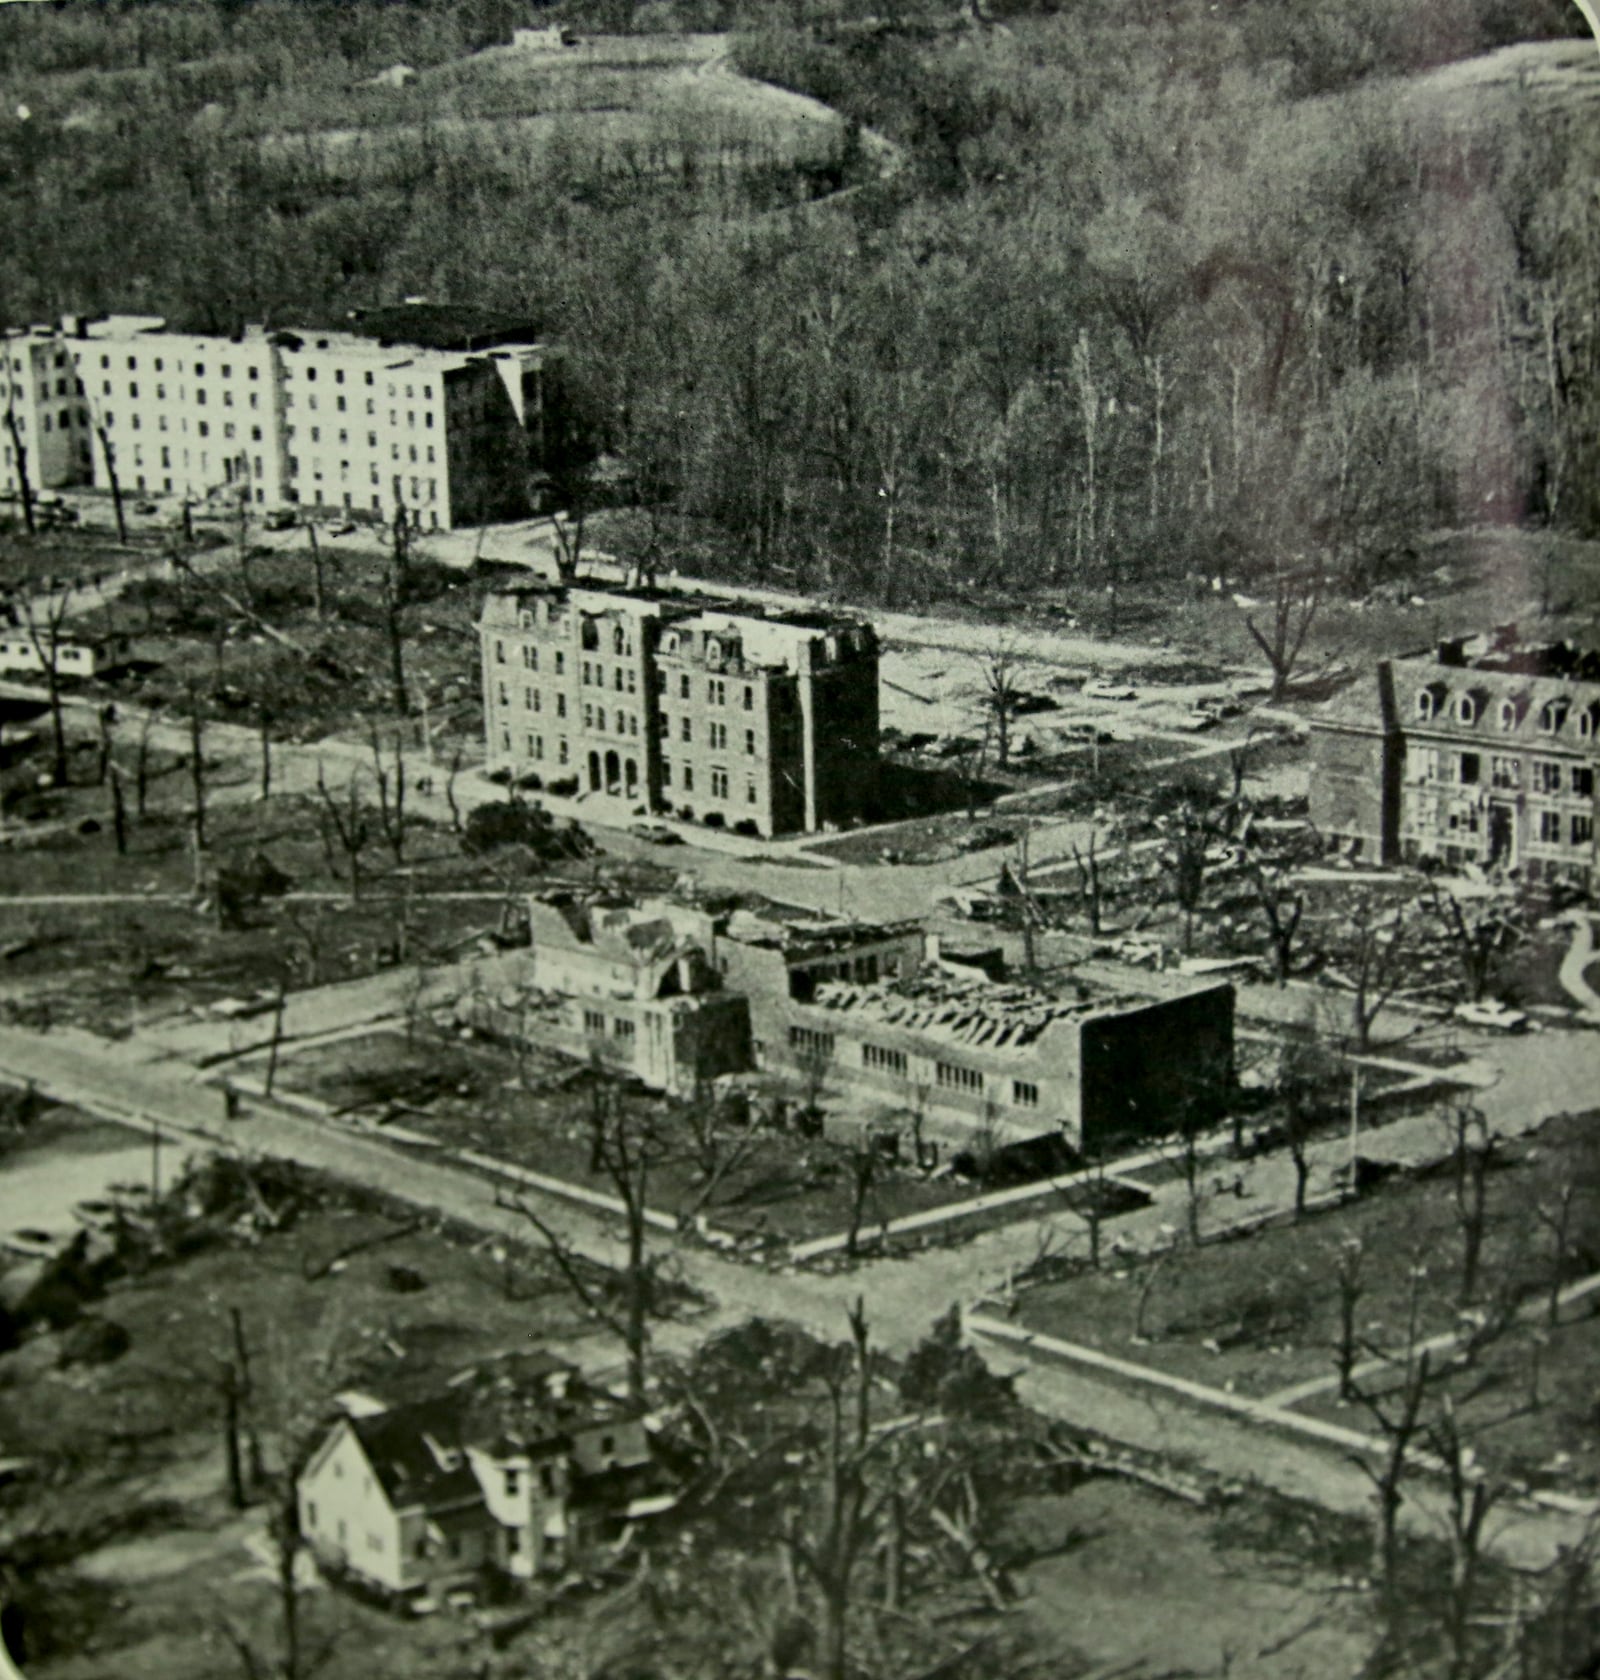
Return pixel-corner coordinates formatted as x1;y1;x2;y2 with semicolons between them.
344;304;543;353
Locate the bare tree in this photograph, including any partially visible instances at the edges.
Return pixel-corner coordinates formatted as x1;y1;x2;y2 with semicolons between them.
93;418;127;544
672;1081;763;1225
133;704;160;818
506;1085;663;1405
1429;1398;1503;1679
257;706;272;801
186;681;208;858
1425;877;1525;1005
1159;797;1213;955
1070;832;1104;934
1059;1151;1111;1269
1535;1178;1577;1330
303;519;326;621
1332;1237;1365;1402
974;638;1026;770
367;724;408;865
1246;853;1307;985
1443;1103;1494;1306
109;765;128;855
1244;558;1323;701
1279;1015;1337;1218
313;763;370;903
1339;895;1411;1052
443;744;465;835
843;1136;880;1261
2;398;36;534
20;585;74;784
1353;1346;1433;1606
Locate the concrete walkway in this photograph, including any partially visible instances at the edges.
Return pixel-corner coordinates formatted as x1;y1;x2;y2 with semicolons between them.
1557;910;1600;1015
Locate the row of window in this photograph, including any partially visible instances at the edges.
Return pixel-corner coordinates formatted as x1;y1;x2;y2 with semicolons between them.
1421;750;1596;798
670;671;755;709
582;1008;637;1045
1417;686;1599;738
583;704;640;738
503;732;571;764
795;1029;1042;1109
1;375;85;401
582;660;638;693
1536;811;1595;847
659;762;750;802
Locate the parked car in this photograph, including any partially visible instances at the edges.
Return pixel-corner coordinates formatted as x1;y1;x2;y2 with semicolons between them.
1;1228;58;1259
630;822;683;845
263;508;299;531
1083;679;1138;701
132;500;158;516
1452;999;1531;1034
1058;722;1116;744
329;520;359;537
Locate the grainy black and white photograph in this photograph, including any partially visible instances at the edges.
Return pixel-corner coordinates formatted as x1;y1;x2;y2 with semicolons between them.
1;0;1599;1675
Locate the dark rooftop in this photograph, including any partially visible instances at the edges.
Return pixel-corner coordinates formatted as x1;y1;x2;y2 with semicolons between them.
344;303;544;353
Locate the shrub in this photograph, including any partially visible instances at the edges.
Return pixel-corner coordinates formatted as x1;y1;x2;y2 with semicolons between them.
677;804;695;822
546;775;579;797
461;799;595;861
733;818;760;837
704;812;726;829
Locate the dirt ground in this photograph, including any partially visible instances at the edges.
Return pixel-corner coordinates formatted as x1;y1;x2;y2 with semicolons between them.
265;1025;1000;1247
1013;1481;1373;1678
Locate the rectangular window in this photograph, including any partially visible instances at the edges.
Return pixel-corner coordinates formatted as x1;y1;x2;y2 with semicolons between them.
1539;809;1562;843
681;718;692;742
559;738;569;763
935;1061;984;1094
613;1017;636;1043
495;639;506;663
710;768;729;798
662;761;672;788
584;1008;606;1035
505;1470;519;1497
745;729;756;756
1574;814;1594;847
747;779;757;804
1491;756;1521;790
1534;760;1563;796
1575;767;1595;798
555;652;565;675
1012;1080;1039;1108
862;1044;907;1076
1458;753;1479;786
789;1025;834;1059
683;766;694;791
557;694;567;718
709;723;727;751
679;674;691;699
709;679;726;705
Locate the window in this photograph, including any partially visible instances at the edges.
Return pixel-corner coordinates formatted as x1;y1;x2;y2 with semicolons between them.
1574;767;1594;797
1540;700;1568;734
556;652;565;675
505;1470;519;1497
559;738;569;763
584;1008;606;1035
251;425;262;442
709;722;728;751
862;1044;906;1076
709;678;726;705
681;718;692;742
495;639;506;663
1416;689;1439;721
615;668;624;693
1455;695;1476;724
1534;761;1563;796
1457;753;1480;786
1539;810;1562;843
662;761;672;788
1580;709;1596;741
710;768;729;798
497;683;508;707
583;703;594;730
789;1025;834;1059
745;729;756;756
1491;756;1520;790
1498;699;1519;731
1012;1080;1039;1108
683;767;694;791
679;674;691;699
305;1500;317;1528
935;1061;984;1094
747;779;757;804
524;688;533;711
613;1017;636;1043
1574;814;1594;847
556;694;567;718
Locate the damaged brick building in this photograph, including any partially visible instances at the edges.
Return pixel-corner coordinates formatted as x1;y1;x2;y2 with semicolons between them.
1310;629;1600;885
478;583;880;836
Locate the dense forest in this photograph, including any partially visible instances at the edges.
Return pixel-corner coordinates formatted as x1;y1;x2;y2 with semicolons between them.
1;0;1595;611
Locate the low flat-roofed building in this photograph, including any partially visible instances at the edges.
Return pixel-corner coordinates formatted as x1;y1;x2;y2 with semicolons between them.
720;909;1234;1154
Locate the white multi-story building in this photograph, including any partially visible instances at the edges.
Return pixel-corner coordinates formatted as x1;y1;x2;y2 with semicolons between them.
2;307;564;530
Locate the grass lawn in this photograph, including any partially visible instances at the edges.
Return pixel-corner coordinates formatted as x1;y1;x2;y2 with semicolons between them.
1013;1109;1600;1489
269;1026;998;1248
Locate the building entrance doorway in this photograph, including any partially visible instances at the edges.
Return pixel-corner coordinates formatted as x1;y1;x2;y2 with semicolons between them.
1487;803;1516;868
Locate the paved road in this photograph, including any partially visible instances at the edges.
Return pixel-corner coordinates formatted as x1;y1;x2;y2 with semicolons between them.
2;998;1598;1572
